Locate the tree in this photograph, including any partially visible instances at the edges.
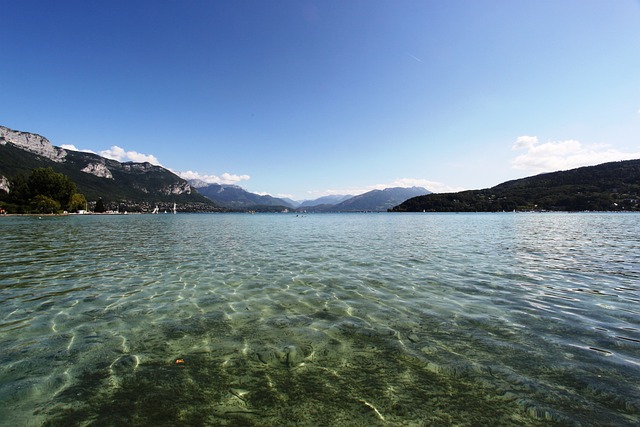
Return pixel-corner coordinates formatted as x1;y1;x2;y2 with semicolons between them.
27;167;76;211
95;198;106;213
32;194;61;214
9;173;29;208
5;168;86;214
69;193;87;212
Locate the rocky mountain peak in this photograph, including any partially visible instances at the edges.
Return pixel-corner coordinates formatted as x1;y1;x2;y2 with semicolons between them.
0;126;67;162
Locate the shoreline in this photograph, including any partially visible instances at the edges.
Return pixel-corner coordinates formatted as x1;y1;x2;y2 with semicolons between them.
2;210;639;218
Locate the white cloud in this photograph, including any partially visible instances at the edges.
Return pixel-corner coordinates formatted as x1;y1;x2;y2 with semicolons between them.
176;170;251;185
60;144;96;154
220;172;250;183
102;146;126;160
99;145;162;165
511;136;640;173
512;135;538;150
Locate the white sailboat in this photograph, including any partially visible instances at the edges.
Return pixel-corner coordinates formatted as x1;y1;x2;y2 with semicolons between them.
173;203;177;214
151;205;159;214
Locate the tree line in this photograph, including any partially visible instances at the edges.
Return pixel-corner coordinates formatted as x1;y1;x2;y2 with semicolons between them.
0;167;87;214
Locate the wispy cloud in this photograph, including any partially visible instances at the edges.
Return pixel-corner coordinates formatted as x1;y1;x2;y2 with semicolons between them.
99;145;162;165
176;170;250;185
511;135;640;173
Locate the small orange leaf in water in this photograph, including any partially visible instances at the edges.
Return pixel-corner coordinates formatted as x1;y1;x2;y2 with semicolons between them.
175;359;185;364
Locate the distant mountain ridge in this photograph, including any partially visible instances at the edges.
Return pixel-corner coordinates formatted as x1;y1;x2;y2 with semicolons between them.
302;187;431;212
391;160;640;212
190;182;295;210
190;181;354;210
190;184;433;213
0;125;219;212
299;194;353;208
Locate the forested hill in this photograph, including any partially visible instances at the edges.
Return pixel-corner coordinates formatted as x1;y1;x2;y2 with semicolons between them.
0;125;219;212
391;159;640;212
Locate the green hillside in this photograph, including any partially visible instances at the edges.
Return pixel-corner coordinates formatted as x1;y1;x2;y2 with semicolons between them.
391;160;640;212
0;139;220;212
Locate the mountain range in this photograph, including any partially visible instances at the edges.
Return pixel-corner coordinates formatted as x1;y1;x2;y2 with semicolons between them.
391;159;640;212
189;181;294;211
0;125;431;212
188;181;430;212
5;125;637;214
298;194;353;207
301;187;431;212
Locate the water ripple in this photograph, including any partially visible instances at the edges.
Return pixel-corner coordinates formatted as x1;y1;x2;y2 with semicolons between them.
0;213;639;426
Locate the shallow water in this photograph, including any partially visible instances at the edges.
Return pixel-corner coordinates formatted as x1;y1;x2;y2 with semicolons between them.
0;212;638;426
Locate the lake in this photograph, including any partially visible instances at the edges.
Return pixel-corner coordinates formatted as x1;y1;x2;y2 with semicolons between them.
0;213;638;426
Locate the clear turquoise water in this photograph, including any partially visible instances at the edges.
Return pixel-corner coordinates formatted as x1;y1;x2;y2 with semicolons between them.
0;213;638;426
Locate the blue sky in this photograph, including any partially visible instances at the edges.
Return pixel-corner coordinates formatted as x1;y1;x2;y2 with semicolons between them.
2;0;640;200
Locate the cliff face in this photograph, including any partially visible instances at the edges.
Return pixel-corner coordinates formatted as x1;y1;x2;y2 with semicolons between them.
0;126;67;162
0;176;9;193
81;162;113;179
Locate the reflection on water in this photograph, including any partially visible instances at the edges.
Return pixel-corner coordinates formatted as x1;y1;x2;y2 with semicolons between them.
0;213;638;426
